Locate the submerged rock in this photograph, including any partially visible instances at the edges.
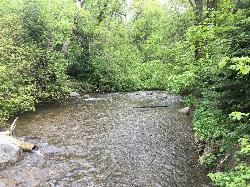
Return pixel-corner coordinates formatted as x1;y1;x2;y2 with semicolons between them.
0;140;22;168
179;107;192;115
147;92;154;95
83;95;90;99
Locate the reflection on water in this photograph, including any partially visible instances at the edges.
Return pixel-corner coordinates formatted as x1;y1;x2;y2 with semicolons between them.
0;91;210;187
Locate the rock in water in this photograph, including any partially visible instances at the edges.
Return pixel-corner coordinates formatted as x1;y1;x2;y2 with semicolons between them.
0;141;22;168
69;92;80;98
83;95;90;99
179;107;192;115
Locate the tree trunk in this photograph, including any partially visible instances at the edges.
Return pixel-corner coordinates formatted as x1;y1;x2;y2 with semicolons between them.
194;0;203;21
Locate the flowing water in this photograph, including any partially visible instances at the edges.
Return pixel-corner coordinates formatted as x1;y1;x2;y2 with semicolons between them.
0;91;210;187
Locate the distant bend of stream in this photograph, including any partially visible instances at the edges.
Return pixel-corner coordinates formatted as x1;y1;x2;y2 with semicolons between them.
0;91;210;187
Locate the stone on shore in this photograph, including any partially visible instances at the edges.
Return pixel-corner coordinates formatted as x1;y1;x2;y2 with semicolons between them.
0;130;35;167
179;107;192;115
0;139;22;168
69;92;81;98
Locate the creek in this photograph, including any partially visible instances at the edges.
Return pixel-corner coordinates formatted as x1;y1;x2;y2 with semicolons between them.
0;91;210;186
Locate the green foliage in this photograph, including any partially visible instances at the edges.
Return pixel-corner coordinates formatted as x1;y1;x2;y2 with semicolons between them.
0;0;74;124
235;137;250;160
219;57;250;76
199;152;218;169
193;98;229;141
182;94;199;107
230;112;249;121
178;0;250;185
208;163;250;187
63;0;194;92
209;137;250;187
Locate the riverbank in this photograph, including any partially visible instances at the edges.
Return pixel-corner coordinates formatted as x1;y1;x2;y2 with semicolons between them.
183;93;250;186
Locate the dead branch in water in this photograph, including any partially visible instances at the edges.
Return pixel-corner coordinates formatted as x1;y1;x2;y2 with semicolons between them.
133;105;168;109
9;117;18;136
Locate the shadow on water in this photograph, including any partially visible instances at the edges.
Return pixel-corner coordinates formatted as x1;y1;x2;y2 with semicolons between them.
0;91;211;187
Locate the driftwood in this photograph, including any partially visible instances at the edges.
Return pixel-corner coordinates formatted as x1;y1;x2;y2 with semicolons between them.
0;117;36;152
133;105;168;109
9;117;18;135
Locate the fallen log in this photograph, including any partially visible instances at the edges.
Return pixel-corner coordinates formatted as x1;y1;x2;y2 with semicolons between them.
133;105;168;109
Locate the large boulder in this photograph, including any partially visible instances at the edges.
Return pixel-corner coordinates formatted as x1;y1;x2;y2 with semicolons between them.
0;139;22;168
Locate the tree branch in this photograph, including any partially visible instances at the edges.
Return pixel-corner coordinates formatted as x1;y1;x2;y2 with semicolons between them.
9;117;18;136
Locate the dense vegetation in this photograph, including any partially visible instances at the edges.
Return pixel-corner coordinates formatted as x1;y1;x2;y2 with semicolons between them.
0;0;249;186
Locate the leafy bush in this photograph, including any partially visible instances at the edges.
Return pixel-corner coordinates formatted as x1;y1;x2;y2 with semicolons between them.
208;163;250;187
0;0;74;124
199;153;218;169
209;137;250;187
